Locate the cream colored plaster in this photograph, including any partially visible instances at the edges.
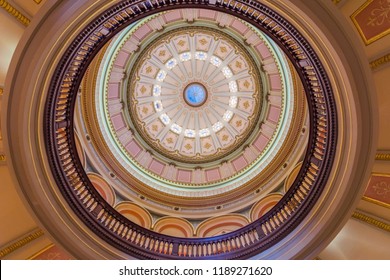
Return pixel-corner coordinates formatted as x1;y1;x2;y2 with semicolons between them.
319;218;390;259
0;9;24;84
373;67;390;150
0;165;37;247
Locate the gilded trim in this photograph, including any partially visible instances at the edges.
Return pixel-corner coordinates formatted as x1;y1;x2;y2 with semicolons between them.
332;0;342;4
370;53;390;70
0;229;44;258
375;153;390;160
0;87;3;95
28;244;54;260
33;0;43;4
0;0;31;27
362;196;390;209
0;154;6;161
352;211;390;232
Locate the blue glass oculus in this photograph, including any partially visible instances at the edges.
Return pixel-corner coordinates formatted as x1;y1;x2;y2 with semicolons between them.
184;83;207;107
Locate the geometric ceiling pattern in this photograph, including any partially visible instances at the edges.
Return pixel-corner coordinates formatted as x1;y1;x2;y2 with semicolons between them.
128;27;261;164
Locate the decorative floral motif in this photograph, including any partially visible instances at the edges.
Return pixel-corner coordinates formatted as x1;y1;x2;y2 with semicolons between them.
367;0;390;26
142;107;149;114
184;143;192;150
220;46;227;53
372;181;390;197
199;38;207;45
178;40;186;47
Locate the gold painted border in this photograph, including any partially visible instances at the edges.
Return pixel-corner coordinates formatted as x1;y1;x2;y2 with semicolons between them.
372;172;390;177
0;154;6;161
351;0;390;45
27;244;54;260
362;196;390;209
0;0;31;27
0;229;44;258
352;211;390;232
33;0;43;4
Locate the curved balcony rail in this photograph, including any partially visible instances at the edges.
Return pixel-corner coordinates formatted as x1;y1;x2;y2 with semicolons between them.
44;0;337;259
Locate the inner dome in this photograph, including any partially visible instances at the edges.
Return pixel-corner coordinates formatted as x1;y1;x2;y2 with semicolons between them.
127;26;263;164
75;8;308;234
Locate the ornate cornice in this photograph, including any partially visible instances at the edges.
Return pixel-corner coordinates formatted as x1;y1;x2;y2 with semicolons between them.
0;229;44;258
352;211;390;232
0;0;31;27
370;53;390;70
375;153;390;161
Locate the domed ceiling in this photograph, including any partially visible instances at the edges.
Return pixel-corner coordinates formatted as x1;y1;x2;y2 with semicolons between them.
5;0;372;260
75;9;308;233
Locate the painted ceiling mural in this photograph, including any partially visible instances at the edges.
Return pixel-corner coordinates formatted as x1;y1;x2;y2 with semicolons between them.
73;9;309;237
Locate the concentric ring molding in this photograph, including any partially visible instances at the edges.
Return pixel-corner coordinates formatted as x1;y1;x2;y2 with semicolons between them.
3;0;376;259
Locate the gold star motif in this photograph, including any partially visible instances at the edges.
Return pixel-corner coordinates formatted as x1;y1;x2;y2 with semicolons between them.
235;61;242;69
152;124;158;131
140;85;146;94
236;120;242;127
243;101;250;109
243;80;250;89
204;143;211;149
145;66;153;74
167;137;173;144
184;143;192;150
142;107;149;114
158;50;166;57
220;46;227;53
199;38;207;45
222;135;229;141
178;40;186;47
